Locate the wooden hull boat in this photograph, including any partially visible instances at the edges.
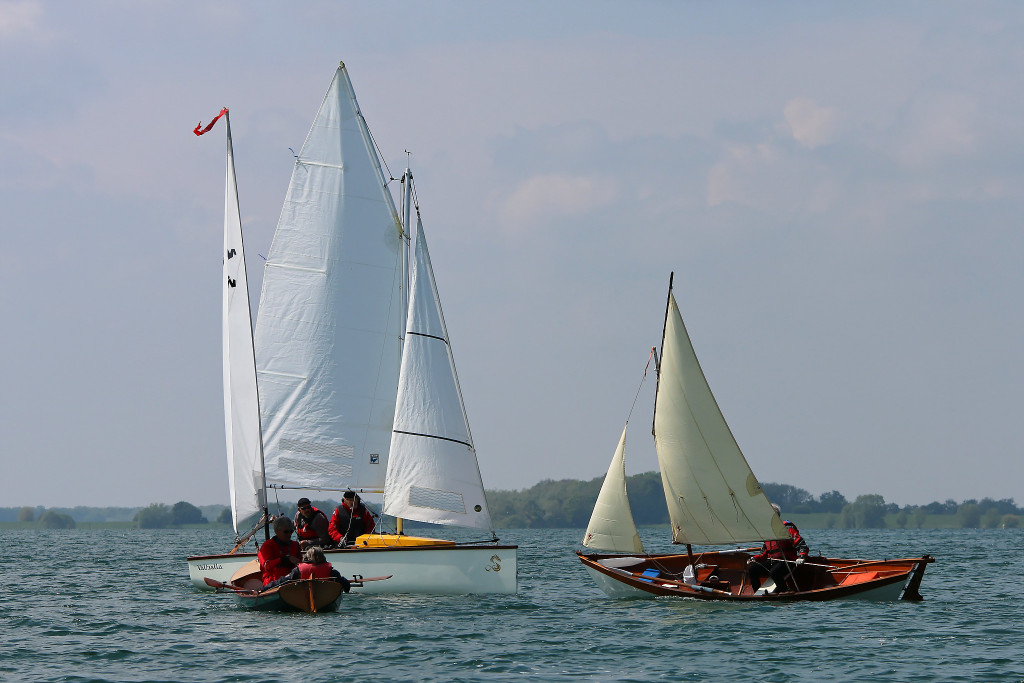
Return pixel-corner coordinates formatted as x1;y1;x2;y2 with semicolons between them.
233;578;344;612
579;276;934;602
578;551;934;602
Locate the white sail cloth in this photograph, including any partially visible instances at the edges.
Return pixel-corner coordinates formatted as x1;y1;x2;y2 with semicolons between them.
222;115;266;532
254;63;405;491
654;292;786;545
383;218;493;530
583;425;645;553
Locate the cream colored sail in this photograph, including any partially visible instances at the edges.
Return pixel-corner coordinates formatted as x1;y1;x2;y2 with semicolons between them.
583;425;645;553
222;114;266;532
654;290;786;545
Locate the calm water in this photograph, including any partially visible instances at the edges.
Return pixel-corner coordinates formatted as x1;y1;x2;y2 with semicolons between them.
1;527;1020;682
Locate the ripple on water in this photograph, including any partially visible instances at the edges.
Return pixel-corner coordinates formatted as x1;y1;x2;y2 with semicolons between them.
1;528;1022;682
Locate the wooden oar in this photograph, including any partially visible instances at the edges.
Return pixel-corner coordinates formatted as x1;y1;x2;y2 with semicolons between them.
349;575;392;586
203;577;247;591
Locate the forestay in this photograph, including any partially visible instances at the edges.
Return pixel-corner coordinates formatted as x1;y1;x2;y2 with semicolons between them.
654;291;785;545
254;63;405;491
383;218;492;530
222;115;266;532
583;425;645;553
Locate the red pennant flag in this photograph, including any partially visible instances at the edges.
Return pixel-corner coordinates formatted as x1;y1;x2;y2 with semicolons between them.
194;107;229;136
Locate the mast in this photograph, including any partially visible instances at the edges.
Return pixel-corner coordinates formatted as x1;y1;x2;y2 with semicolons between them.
652;272;673;439
395;164;413;537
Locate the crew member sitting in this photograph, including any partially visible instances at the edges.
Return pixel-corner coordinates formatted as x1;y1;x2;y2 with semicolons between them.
260;546;351;593
747;503;809;594
328;491;376;546
257;516;302;586
293;497;332;550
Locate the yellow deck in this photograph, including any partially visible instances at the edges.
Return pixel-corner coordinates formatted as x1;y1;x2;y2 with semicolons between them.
352;533;456;548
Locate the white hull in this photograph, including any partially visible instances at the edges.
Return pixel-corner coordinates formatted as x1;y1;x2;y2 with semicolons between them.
583;565;654;599
189;545;517;595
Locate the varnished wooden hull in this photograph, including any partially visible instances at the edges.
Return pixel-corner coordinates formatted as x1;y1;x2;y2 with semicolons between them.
578;550;934;602
233;578;343;613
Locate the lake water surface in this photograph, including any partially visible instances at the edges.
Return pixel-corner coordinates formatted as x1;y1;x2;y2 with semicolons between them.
1;527;1020;682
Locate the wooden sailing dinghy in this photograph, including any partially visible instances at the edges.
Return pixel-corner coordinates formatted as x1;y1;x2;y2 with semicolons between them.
577;275;934;602
204;561;392;613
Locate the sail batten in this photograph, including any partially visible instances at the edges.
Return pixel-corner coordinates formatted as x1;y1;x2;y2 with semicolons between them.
654;291;786;545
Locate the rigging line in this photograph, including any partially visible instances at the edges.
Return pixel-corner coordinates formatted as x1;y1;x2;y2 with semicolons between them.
626;346;656;424
358;111;396;183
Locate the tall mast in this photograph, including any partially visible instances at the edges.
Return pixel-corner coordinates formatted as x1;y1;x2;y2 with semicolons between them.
395;163;413;537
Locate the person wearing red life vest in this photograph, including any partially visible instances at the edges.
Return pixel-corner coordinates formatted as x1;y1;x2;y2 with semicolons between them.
747;503;810;593
260;547;351;593
328;491;376;546
293;497;332;550
257;516;302;586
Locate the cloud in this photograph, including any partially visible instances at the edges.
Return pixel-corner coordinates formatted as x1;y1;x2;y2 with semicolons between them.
0;0;42;39
497;173;619;233
895;91;978;167
784;97;838;149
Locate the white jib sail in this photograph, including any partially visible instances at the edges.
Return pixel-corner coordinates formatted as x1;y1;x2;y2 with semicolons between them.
383;218;493;530
254;63;405;492
583;425;645;553
654;291;785;545
222;115;266;532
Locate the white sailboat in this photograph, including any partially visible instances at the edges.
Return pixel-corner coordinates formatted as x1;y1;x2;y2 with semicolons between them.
578;274;933;601
188;63;516;594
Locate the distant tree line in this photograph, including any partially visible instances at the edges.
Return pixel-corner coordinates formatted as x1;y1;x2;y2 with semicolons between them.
485;476;1022;530
3;480;1021;530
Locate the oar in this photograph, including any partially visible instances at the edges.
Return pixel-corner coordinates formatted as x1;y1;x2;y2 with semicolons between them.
203;577;246;591
348;575;392;586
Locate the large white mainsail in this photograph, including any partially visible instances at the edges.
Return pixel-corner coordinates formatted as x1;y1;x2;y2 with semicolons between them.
583;425;645;553
383;215;493;531
222;113;267;532
654;289;785;545
254;63;405;492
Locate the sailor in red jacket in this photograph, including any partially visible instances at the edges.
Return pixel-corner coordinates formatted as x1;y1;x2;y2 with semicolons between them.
747;503;810;593
257;516;302;586
293;497;332;550
328;491;376;546
260;546;351;593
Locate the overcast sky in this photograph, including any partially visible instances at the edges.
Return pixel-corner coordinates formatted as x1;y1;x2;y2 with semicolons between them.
2;1;1022;509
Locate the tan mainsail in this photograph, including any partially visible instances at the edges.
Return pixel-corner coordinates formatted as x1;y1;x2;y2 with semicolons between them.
654;291;785;545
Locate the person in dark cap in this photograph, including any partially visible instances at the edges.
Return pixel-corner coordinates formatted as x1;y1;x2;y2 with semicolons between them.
293;497;331;550
328;491;375;546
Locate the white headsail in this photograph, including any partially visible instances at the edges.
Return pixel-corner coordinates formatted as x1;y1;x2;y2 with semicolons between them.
222;113;266;532
654;290;786;545
254;63;405;492
383;216;493;530
583;425;645;553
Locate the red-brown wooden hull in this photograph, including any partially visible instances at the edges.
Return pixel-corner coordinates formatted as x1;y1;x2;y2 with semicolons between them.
578;550;934;602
